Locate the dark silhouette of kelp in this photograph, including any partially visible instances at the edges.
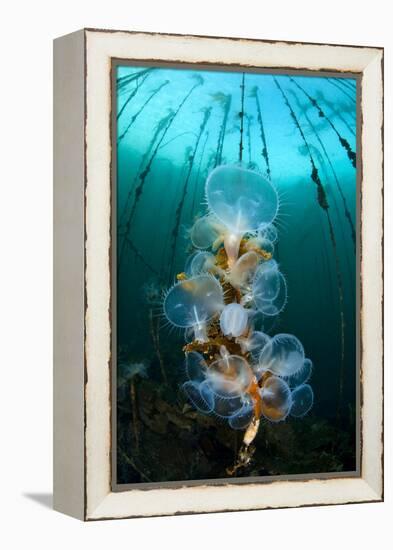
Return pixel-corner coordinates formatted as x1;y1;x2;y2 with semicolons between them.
250;86;271;179
119;76;204;270
274;79;328;210
119;110;174;229
327;78;356;104
167;107;212;280
120;234;161;277
337;78;356;92
290;78;356;169
117;72;151;121
117;67;154;91
190;130;210;216
115;70;358;485
288;88;356;250
159;131;199;152
274;77;346;418
118;80;169;143
211;92;232;167
245;115;254;168
315;90;356;137
238;73;246;162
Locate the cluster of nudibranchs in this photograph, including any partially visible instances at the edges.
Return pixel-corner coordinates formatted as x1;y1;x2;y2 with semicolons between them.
163;164;314;432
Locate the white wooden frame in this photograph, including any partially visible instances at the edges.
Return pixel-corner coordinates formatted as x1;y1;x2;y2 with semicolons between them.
53;28;383;521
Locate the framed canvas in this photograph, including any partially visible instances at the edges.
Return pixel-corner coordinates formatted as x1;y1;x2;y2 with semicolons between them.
53;28;384;521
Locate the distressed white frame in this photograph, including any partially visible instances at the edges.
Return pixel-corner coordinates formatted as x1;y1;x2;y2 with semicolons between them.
54;28;383;521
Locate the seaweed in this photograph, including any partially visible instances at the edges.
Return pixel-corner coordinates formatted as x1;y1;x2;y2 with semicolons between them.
159;164;188;269
119;110;173;229
190;130;210;216
290;78;356;168
117;72;150;121
250;86;271;179
238;73;246;162
118;80;169;143
274;79;328;210
117;361;150;454
149;307;167;384
336;78;356;92
117;67;154;91
245;115;253;168
119;76;203;269
159;131;198;150
327;77;356;104
118;111;174;265
289;88;356;250
121;235;161;277
315;90;356;136
274;77;346;417
115;69;357;483
211;92;232;167
303;143;355;308
167;107;212;280
117;375;356;483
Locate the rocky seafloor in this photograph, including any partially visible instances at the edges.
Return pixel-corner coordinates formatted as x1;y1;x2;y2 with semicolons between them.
116;363;356;485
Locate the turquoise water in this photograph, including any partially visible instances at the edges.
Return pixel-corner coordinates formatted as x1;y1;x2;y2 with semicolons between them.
116;64;357;481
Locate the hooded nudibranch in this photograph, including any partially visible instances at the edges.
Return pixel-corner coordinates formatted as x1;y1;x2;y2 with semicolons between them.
206;164;279;234
190;215;225;250
162;163;314;433
220;303;249;338
251;260;287;316
163;274;224;342
205;164;279;267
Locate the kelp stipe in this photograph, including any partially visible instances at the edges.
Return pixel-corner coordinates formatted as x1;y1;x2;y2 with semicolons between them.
167;106;212;280
288;87;356;250
238;73;246;163
118;109;174;269
190;130;210;217
245;115;252;168
290;77;356;168
118;360;149;451
117;71;151;121
162;161;315;473
119;76;203;270
117;67;154;91
315;89;356;137
326;77;356;105
118;80;169;143
144;281;168;384
250;86;271;179
274;77;346;418
211;92;232;167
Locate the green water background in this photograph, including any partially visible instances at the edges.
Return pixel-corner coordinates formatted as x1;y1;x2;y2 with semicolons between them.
116;65;357;430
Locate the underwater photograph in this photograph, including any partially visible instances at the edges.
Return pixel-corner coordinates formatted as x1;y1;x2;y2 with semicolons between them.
114;63;358;485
